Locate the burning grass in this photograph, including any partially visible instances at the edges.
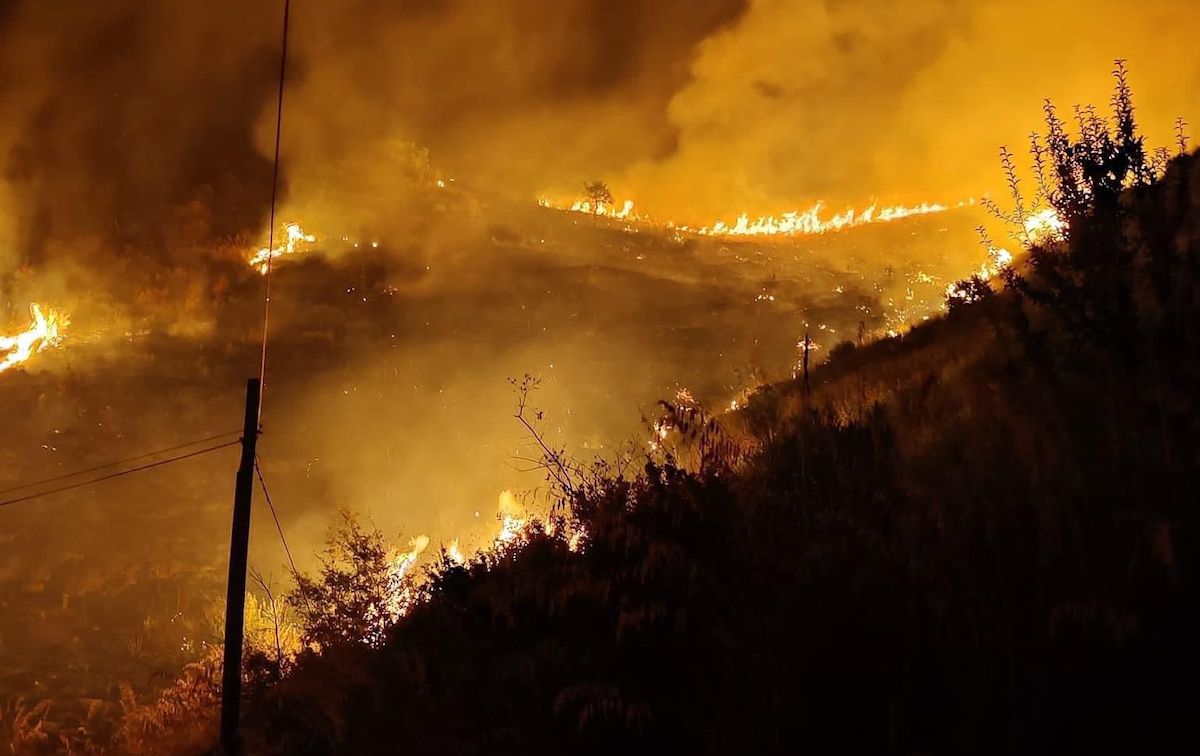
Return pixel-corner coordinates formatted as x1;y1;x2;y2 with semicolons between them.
538;191;965;239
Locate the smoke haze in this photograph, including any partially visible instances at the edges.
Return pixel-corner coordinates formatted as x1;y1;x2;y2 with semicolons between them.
3;0;1197;264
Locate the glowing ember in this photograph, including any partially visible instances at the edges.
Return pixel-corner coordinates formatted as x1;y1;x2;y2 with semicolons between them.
249;222;316;274
648;418;671;451
566;529;585;552
1;303;67;374
792;336;821;378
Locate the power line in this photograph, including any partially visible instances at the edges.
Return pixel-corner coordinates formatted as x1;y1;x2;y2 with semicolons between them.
0;439;240;509
258;0;292;421
253;456;310;607
0;430;241;497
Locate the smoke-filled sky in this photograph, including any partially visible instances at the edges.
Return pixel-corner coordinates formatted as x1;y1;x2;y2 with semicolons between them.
281;0;1200;221
2;0;1199;268
622;0;1200;215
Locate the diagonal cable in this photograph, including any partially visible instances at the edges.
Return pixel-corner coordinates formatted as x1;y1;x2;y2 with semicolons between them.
0;439;240;508
253;455;308;606
0;430;241;496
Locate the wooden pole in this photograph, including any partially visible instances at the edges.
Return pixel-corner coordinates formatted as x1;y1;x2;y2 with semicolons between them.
220;378;261;753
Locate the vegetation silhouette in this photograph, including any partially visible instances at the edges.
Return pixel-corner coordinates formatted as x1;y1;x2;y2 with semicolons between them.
582;180;614;214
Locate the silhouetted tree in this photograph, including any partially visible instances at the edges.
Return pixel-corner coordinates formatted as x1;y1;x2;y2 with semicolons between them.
583;181;613;215
287;512;407;650
946;274;994;311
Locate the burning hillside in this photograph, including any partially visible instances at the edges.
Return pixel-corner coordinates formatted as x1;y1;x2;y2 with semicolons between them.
0;0;1197;751
0;185;988;741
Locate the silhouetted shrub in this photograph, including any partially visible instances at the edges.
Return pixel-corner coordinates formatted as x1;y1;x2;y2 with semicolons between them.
828;338;857;361
946;274;995;311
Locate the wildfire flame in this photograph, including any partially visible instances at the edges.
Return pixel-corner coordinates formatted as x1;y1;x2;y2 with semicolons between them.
538;197;640;220
382;488;588;617
494;489;528;547
572;198;637;219
386;534;431;618
539;194;961;239
688;200;953;237
943;206;1063;307
495;511;528;547
383;492;532;616
249;222;316;274
445;540;467;566
1;303;67;374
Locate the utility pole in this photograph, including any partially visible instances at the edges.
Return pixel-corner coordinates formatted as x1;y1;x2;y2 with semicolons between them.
220;378;261;753
221;3;287;750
